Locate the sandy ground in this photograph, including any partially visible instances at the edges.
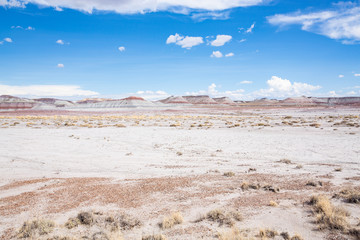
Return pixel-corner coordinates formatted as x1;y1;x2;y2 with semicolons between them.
0;107;359;240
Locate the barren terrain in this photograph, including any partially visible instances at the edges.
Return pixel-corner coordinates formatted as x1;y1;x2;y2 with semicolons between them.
0;106;359;240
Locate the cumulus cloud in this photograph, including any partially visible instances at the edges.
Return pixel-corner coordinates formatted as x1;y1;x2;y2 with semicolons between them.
4;37;12;43
355;73;360;77
211;51;223;58
251;76;321;99
267;2;360;43
166;33;203;49
133;90;170;100
118;46;125;52
225;52;234;57
0;84;98;97
339;74;345;78
57;63;64;68
210;34;232;46
56;39;64;45
186;83;245;99
0;0;267;14
239;80;252;84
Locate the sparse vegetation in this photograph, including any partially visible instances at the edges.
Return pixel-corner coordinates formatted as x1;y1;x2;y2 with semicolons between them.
77;211;94;225
279;159;292;164
206;209;242;227
337;188;360;204
17;219;55;238
259;228;278;238
65;217;80;229
217;227;242;240
269;201;278;207
223;171;235;177
160;211;183;229
142;234;167;240
334;168;343;172
290;234;304;240
308;195;349;231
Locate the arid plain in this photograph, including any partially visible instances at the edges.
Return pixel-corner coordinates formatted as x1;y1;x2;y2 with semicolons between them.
0;106;359;240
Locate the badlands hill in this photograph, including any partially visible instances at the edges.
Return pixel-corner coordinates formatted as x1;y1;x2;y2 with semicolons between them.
0;94;360;110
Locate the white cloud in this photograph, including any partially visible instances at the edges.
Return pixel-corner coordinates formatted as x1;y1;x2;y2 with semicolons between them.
11;25;34;30
239;80;252;84
0;0;267;14
339;74;344;78
0;84;98;97
347;90;357;95
133;90;170;100
191;11;230;21
250;76;321;99
239;39;246;42
186;83;245;99
354;73;360;77
166;33;203;49
246;22;256;33
118;46;125;52
211;34;232;46
267;3;360;43
56;39;64;45
328;90;337;97
57;63;64;68
4;37;12;43
225;52;234;57
211;51;223;58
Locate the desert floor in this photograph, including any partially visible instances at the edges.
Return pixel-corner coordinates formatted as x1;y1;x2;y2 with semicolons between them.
0;107;359;240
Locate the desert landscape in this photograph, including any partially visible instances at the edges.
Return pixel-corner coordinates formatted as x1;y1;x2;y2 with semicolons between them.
0;95;359;240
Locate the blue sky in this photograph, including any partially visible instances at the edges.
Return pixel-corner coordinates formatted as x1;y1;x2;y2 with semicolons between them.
0;0;359;100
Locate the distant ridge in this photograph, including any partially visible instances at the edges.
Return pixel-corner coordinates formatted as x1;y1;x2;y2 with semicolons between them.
183;95;218;104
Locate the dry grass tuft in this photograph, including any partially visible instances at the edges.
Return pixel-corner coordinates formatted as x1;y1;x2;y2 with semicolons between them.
206;209;242;227
279;159;292;164
223;172;235;177
337;188;360;204
269;201;278;207
240;181;261;191
161;211;183;229
142;234;167;240
17;219;55;238
259;228;278;238
263;184;280;193
77;211;94;225
217;227;243;240
280;232;290;240
334;168;342;172
64;217;80;229
290;234;304;240
309;195;349;231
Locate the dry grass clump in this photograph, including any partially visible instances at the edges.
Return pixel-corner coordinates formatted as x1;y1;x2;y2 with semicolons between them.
280;232;290;239
290;234;304;240
309;195;349;231
223;172;235;177
92;231;123;240
337;188;360;204
65;217;80;229
269;201;278;207
206;209;242;227
295;164;303;169
306;181;322;187
160;212;183;229
17;219;55;238
348;228;360;239
279;159;292;164
259;228;278;238
217;227;243;240
240;181;261;191
77;211;94;225
263;184;280;193
142;234;167;240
